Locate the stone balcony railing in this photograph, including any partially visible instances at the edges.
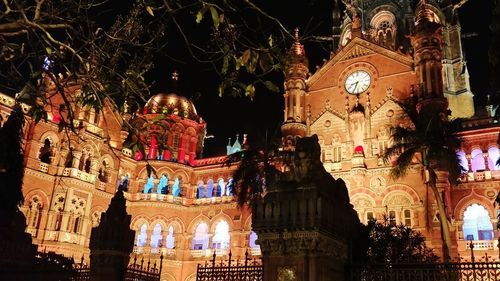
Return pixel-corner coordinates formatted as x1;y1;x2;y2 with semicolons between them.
193;196;234;205
249;247;261;256
191;249;212;258
62;168;96;184
39;162;49;173
462;170;500;183
133;246;176;257
458;239;498;251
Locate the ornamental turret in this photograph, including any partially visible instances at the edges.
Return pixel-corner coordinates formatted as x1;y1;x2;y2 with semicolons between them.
281;29;309;150
410;0;448;115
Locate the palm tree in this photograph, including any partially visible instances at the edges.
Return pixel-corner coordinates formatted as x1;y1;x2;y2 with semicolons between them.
225;129;287;207
383;100;465;262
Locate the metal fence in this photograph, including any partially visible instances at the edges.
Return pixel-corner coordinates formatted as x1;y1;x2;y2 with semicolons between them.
349;253;500;281
196;251;263;281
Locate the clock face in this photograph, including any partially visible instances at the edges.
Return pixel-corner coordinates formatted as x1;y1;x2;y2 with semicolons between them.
344;70;371;94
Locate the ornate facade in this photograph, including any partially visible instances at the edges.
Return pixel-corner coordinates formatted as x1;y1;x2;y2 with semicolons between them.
284;0;500;260
0;0;498;280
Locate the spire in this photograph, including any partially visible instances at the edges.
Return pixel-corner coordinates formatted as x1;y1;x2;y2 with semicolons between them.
332;0;342;51
291;28;305;57
415;0;438;26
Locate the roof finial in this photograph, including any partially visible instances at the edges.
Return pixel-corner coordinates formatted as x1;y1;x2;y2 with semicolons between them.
294;28;300;42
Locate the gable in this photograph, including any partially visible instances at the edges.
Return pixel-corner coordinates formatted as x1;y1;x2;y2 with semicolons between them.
307;37;414;91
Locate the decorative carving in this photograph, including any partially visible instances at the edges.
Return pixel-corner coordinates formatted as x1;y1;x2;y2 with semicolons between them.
369;176;386;195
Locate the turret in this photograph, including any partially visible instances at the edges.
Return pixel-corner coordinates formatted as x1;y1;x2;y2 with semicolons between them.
410;0;448;115
281;29;309;150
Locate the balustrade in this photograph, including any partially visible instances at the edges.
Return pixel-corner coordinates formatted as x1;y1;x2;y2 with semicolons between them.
39;162;49;173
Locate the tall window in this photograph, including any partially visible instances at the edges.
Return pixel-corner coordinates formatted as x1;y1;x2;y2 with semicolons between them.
206;180;214;198
197;182;205;199
217;179;225;197
226;179;234;196
403;209;412;226
463;204;494;240
157;175;168;194
212;221;230;249
166;225;175;249
150;223;163;248
143;175;155;193
488;147;500;170
192;223;209;250
28;197;42;229
332;146;342;163
388;210;396;226
366;212;374;223
136;223;148;247
172;177;181;196
471;148;485;172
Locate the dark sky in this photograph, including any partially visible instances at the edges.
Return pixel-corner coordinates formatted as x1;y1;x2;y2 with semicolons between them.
147;1;493;157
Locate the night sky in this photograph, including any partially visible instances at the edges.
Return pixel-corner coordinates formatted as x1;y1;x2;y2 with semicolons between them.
146;1;494;157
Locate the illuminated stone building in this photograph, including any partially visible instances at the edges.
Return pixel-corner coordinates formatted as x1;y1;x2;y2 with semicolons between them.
0;0;498;280
282;0;500;260
0;77;255;281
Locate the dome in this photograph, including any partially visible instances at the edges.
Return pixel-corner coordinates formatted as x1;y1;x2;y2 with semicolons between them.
144;93;199;120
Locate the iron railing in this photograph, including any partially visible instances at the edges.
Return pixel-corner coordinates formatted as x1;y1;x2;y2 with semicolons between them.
196;250;263;281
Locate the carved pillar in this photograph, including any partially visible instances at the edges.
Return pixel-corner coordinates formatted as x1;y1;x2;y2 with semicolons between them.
483;153;490;171
466;154;473;172
178;135;187;163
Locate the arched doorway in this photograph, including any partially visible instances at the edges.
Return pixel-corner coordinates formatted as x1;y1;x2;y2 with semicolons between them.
462;204;494;240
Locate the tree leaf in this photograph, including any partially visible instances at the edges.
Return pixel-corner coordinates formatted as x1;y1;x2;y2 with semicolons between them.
45;47;52;55
240;49;251;66
222;55;229;75
263;81;280;93
209;7;219;29
218;84;223;97
196;10;204;24
268;35;273;47
245;84;256;99
146;6;154;16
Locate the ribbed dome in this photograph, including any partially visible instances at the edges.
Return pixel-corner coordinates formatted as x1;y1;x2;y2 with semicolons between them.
144;93;198;120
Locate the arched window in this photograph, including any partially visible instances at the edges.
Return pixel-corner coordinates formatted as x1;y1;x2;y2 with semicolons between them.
471;148;485;172
143;175;155;193
206;179;214;199
216;179;225;197
136;223;148;247
98;160;109;183
463;204;494;240
166;225;175;249
157;175;168;194
197;182;205;199
39;138;52;164
192;222;209;250
84;158;91;173
172;177;181;196
150;223;163;248
212;221;230;249
249;231;259;249
488;147;500;171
